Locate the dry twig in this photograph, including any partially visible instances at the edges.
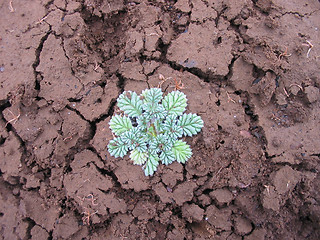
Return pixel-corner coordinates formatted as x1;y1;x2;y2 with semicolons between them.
278;46;291;60
264;185;270;195
93;61;100;71
82;207;98;225
302;40;314;58
157;74;172;88
289;83;303;91
173;78;185;91
36;15;49;24
9;1;15;12
146;33;160;37
226;91;236;103
86;194;98;206
5;109;20;127
63;136;73;141
283;87;290;97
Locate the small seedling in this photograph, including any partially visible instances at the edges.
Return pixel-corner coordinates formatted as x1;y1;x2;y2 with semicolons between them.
107;88;204;176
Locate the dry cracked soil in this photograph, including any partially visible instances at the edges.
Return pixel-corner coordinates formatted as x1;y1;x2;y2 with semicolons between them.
0;0;320;239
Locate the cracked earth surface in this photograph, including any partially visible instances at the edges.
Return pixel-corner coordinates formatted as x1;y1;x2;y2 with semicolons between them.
0;0;320;239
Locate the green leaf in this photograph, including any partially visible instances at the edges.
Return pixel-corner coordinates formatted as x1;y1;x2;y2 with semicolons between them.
108;87;204;177
178;113;204;136
122;128;148;152
162;91;187;116
130;149;148;165
144;153;159;176
143;103;166;120
149;134;172;153
142;88;166;120
172;140;192;163
141;88;163;104
108;137;129;158
117;91;143;117
154;119;165;134
136;115;150;132
109;115;133;135
160;150;175;165
146;124;157;138
163;115;183;139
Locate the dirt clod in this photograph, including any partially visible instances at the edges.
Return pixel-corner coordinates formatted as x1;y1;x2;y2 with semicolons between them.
209;188;234;206
182;203;204;222
234;216;253;236
305;86;320;103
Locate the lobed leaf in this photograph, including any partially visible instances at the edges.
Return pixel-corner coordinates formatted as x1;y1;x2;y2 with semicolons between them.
109;115;133;135
108;137;129;158
178;113;204;136
144;153;159;176
153;119;165;134
143;103;166;120
141;88;163;104
149;134;172;153
122;128;148;152
163;115;183;140
172;140;192;163
117;91;143;117
162;91;187;116
136;115;150;132
130;149;148;165
160;150;175;165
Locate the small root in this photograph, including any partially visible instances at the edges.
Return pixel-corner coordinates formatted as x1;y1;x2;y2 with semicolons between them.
226;91;236;103
82;207;98;225
9;1;15;12
5;109;21;128
302;40;314;58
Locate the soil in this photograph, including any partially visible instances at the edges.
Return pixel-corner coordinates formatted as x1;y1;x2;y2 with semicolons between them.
0;0;320;239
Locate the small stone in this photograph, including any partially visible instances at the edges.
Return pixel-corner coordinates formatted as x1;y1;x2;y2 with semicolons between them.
240;130;252;138
276;93;287;105
182;203;204;222
175;0;191;12
205;205;232;231
271;137;282;148
12;187;20;196
173;182;197;206
52;213;79;239
210;188;233;206
198;194;211;206
234;216;253;235
132;201;156;220
244;228;267;240
290;85;301;95
273;166;300;194
25;175;41;189
152;51;161;59
31;166;39;173
31;225;50;240
142;61;160;75
305;86;319;103
37;99;48;108
262;185;280;211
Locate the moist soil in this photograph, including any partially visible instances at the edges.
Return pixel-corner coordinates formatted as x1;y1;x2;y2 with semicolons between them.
1;0;320;239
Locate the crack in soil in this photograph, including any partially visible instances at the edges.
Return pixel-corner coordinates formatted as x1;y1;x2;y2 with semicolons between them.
63;106;97;164
32;29;52;92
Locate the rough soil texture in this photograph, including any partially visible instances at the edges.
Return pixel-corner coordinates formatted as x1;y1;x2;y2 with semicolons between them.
1;0;320;239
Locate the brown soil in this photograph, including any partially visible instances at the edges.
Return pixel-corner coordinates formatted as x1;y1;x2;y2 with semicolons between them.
1;0;320;239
